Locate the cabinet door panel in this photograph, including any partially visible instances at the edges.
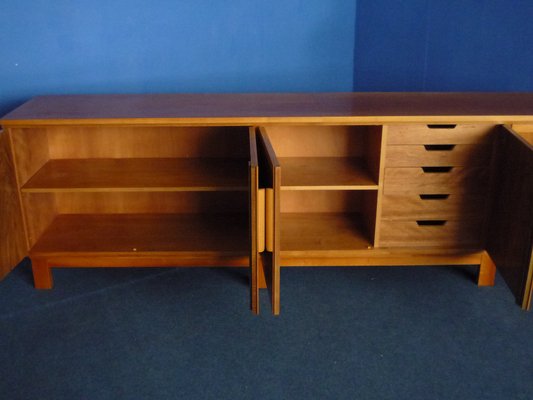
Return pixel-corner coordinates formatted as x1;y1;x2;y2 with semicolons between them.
257;127;281;315
249;128;260;314
487;126;533;310
0;128;27;278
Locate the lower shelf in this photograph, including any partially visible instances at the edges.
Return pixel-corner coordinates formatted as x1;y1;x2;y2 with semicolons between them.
280;213;372;253
30;213;249;258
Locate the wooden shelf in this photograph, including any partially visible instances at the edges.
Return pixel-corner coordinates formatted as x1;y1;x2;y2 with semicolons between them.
280;213;372;253
30;213;249;256
22;158;249;193
278;157;378;190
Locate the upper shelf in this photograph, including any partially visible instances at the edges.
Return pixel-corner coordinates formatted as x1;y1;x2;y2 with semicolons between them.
22;158;249;193
3;93;533;126
279;157;378;190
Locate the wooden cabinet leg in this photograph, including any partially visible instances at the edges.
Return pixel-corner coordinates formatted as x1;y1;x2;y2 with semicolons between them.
31;258;53;289
478;251;496;286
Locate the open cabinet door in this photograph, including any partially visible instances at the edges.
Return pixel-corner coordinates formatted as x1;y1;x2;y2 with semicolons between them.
249;128;260;314
0;128;27;279
257;128;281;315
487;126;533;310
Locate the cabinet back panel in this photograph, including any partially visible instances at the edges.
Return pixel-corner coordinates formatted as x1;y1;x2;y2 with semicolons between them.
264;125;371;157
53;192;247;214
46;126;249;159
281;190;365;213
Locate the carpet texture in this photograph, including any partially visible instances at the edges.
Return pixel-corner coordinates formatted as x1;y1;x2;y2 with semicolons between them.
1;259;532;400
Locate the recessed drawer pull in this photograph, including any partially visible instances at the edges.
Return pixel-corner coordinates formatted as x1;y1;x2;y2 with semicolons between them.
421;166;453;173
416;220;447;226
426;124;457;129
423;144;456;151
419;194;450;200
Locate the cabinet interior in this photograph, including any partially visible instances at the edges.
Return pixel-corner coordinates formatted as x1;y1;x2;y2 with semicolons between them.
260;125;383;252
11;126;251;255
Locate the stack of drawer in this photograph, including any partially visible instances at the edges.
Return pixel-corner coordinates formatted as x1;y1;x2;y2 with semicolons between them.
379;124;495;248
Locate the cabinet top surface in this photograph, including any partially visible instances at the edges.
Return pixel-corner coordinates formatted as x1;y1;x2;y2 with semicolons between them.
2;92;533;126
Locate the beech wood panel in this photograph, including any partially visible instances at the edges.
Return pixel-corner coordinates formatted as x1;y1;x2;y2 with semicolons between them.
380;219;483;248
381;194;487;220
52;192;247;214
385;144;491;167
249;128;260;314
373;126;389;247
384;167;489;194
0;129;27;277
9;128;50;185
22;193;58;248
387;124;495;145
262;125;367;157
280;190;364;213
4;93;533;126
280;250;483;266
280;213;372;252
22;158;249;192
46;126;249;159
30;214;249;256
487;126;533;309
278;157;378;190
511;124;533;145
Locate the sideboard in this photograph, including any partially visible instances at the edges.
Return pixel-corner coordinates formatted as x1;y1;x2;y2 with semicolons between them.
1;93;532;314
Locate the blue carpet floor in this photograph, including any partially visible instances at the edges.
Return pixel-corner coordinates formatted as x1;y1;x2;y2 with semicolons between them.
1;259;532;400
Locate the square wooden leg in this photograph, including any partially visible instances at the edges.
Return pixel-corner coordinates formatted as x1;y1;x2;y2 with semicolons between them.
31;258;54;289
478;251;496;286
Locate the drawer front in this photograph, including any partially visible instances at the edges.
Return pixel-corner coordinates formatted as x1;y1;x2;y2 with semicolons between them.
379;219;483;248
387;124;495;145
381;193;487;220
383;167;489;194
385;144;491;167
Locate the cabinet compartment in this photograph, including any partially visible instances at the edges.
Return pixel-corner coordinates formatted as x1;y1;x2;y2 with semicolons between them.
25;191;249;258
10;125;249;188
9;125;254;270
280;191;377;253
261;125;382;190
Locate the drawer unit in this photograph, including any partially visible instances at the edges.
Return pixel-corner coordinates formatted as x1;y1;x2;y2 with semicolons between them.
379;123;494;248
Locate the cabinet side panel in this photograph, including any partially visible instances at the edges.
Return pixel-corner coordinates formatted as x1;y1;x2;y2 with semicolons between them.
10;128;50;185
0;129;28;277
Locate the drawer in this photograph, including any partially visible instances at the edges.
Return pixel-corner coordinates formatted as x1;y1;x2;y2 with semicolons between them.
381;193;487;220
384;167;489;194
379;219;483;248
385;144;492;167
387;124;495;145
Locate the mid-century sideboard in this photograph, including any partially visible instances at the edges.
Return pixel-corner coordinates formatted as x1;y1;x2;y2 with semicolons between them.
1;93;532;314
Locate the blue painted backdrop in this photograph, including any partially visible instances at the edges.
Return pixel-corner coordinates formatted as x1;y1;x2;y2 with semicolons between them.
0;0;356;116
354;0;533;91
1;1;532;117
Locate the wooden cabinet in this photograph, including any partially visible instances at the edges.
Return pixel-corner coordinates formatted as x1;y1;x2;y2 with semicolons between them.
1;93;532;315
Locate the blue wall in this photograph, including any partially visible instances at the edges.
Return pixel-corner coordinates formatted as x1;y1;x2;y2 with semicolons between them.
2;1;533;117
0;0;356;116
354;0;533;91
